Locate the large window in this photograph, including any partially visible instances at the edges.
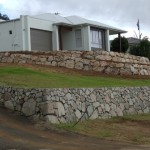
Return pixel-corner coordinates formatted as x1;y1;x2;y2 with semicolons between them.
75;29;82;48
90;28;104;49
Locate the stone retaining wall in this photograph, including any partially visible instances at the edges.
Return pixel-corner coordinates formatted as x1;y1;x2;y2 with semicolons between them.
0;50;150;76
0;86;150;124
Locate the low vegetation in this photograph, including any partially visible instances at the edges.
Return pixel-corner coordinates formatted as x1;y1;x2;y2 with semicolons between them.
57;114;150;144
130;38;150;59
0;64;150;88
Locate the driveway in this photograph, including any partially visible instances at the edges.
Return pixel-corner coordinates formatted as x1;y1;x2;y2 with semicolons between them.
0;107;149;150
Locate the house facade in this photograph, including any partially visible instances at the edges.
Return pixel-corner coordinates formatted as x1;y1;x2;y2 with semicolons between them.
0;13;127;52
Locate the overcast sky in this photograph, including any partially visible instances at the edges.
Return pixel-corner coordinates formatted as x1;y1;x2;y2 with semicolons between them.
0;0;150;39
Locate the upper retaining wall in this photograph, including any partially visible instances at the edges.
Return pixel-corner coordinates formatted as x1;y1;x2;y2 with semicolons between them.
0;86;150;124
0;50;150;76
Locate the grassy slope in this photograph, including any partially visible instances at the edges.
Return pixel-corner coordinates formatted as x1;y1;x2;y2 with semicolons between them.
0;65;150;144
0;65;150;88
57;114;150;144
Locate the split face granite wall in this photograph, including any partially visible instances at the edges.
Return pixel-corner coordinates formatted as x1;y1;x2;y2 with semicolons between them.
0;86;150;124
0;50;150;76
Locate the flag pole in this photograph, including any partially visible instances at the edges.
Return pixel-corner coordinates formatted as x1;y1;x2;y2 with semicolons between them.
139;24;141;39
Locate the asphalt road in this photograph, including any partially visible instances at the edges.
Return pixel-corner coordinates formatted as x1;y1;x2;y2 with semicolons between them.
0;107;150;150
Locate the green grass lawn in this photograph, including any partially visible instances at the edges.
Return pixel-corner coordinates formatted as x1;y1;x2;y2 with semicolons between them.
0;65;150;88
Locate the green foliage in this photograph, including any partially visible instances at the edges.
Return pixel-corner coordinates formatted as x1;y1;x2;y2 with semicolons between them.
0;13;9;20
130;38;150;59
111;36;129;53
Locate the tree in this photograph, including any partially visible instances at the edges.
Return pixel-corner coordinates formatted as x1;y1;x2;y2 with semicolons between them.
0;13;9;21
130;38;150;59
111;36;129;53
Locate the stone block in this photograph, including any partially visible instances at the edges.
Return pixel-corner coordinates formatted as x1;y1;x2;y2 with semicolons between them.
31;56;38;61
75;109;82;119
139;69;148;75
105;56;112;61
83;54;94;60
51;61;57;66
22;99;36;116
75;62;83;70
110;110;117;117
46;115;59;124
144;108;149;113
120;68;132;76
93;102;99;108
105;104;110;112
104;67;112;74
4;101;14;110
47;56;54;62
90;94;97;102
57;102;65;116
4;92;11;101
90;110;98;120
65;93;72;101
116;63;124;68
66;60;75;69
116;107;123;116
95;55;106;61
39;101;55;115
87;105;94;116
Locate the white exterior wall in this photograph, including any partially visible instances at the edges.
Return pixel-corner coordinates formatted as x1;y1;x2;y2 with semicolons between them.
0;16;54;51
0;20;23;51
83;26;91;50
52;25;59;50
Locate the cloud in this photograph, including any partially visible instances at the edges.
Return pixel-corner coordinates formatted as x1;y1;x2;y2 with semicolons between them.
0;0;6;4
0;0;150;38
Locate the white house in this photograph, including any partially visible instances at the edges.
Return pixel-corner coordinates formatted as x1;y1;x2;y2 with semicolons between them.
0;13;127;52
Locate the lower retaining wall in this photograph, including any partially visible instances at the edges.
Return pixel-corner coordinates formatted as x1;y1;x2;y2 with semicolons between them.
0;86;150;124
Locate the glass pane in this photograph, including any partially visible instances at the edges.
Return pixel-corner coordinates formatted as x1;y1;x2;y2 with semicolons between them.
75;29;82;48
90;29;103;49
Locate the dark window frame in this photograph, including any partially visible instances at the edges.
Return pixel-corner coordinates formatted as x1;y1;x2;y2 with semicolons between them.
90;27;105;50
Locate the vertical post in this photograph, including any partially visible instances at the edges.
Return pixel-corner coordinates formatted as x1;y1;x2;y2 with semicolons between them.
106;29;110;51
137;19;141;40
83;26;91;50
23;15;31;51
52;25;59;51
58;26;62;50
139;28;141;40
118;33;121;53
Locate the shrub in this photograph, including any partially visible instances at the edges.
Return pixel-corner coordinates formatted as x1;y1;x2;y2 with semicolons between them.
111;37;129;53
130;39;150;59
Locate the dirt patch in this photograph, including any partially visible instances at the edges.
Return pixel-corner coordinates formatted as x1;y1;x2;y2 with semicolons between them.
62;116;150;145
0;107;150;150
